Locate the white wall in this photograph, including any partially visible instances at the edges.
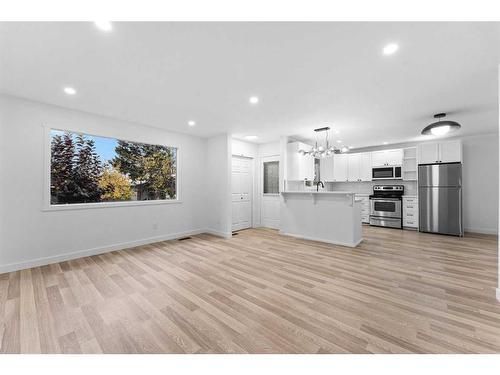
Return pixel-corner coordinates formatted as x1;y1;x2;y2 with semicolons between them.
0;95;211;272
462;134;498;234
206;134;232;237
497;64;500;301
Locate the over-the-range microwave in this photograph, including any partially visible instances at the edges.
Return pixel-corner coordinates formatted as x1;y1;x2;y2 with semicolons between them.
372;166;402;180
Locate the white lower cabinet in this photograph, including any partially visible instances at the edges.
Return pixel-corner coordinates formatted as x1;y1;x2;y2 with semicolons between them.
356;194;370;224
402;196;418;229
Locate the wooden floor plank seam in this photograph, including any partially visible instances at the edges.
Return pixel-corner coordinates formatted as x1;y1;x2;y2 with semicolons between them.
0;226;499;353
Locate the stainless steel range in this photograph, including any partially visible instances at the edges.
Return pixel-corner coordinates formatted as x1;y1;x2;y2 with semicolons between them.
369;185;404;229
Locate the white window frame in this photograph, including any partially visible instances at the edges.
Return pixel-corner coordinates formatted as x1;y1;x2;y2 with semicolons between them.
42;125;181;211
262;156;280;197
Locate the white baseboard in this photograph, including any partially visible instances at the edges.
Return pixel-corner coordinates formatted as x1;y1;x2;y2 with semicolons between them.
464;227;498;235
0;228;207;274
496;288;500;302
279;231;362;248
205;229;233;239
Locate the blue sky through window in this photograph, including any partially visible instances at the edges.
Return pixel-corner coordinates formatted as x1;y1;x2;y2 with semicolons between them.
51;129;118;163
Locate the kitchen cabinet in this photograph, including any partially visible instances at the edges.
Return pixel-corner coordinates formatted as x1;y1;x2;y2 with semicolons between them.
439;141;462;163
360;152;372;181
345;153;372;182
320;155;335;181
356;194;370;224
371;149;403;166
417;140;462;164
402;196;418;229
333;154;348;182
347;154;361;182
286;142;315;181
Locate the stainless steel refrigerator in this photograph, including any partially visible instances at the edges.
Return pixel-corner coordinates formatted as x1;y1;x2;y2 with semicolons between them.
418;163;463;236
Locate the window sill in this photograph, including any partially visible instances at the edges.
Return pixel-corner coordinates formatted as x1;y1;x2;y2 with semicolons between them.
263;193;280;196
42;199;182;212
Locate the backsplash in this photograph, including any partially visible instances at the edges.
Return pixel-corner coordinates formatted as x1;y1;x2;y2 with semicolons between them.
326;180;418;196
284;180;418;195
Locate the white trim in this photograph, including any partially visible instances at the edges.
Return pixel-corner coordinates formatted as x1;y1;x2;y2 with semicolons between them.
0;228;206;274
43;199;182;212
496;288;500;302
42;124;181;210
279;231;363;248
205;229;233;239
464;227;498;235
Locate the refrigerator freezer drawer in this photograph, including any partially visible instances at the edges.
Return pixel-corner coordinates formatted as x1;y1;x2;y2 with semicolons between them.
419;186;463;236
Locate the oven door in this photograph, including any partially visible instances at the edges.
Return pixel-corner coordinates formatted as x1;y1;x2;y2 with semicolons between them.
370;198;401;218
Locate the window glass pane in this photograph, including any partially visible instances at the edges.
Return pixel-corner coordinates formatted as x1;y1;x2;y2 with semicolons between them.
50;129;177;204
314;158;320;183
263;161;279;194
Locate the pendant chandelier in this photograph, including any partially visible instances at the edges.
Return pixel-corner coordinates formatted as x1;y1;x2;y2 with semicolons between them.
298;127;344;158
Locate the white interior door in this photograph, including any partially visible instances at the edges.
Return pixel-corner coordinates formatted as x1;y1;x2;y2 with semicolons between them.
232;156;253;232
261;156;280;229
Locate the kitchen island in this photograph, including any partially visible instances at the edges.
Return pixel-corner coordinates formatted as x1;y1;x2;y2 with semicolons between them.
280;191;362;247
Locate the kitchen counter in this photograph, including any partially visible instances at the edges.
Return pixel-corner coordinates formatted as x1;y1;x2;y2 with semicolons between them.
280;191;362;247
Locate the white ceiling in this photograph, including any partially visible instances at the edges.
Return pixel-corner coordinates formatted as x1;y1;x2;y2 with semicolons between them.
0;22;499;147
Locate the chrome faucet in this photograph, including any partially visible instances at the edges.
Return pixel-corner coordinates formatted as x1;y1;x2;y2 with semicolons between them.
316;181;324;191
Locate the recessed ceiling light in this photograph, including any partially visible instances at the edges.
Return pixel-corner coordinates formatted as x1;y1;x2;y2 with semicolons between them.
188;120;196;127
249;96;259;105
245;135;258;140
383;43;399;55
94;21;113;32
348;146;354;149
383;141;389;145
341;146;349;153
63;87;76;95
336;140;342;143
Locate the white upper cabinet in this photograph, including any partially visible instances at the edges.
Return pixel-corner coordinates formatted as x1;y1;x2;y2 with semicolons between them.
417;143;439;164
417;140;462;164
439;140;462;163
347;153;373;181
333;154;348;182
286;142;315;181
320;155;335;181
371;149;403;166
360;152;372;181
347;154;361;182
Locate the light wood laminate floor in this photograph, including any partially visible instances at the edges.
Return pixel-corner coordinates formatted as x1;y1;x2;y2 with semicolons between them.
1;226;499;353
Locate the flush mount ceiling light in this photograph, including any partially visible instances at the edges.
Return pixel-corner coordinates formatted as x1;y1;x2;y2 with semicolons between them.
421;113;461;136
383;43;399;55
188;120;196;127
94;21;113;32
245;135;258;140
63;87;76;95
298;127;343;158
249;96;259;105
